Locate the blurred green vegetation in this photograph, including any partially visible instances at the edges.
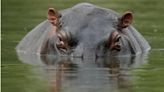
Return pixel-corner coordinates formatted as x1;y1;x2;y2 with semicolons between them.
2;0;164;92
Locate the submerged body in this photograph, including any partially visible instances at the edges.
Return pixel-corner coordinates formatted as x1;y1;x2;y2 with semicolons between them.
16;3;151;58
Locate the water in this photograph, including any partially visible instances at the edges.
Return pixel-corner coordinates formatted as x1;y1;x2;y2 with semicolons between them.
2;50;164;92
2;0;164;92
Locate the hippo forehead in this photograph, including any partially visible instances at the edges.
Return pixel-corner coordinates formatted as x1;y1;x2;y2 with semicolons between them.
60;3;120;44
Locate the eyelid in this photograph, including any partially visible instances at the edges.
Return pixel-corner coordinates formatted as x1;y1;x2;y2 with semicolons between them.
115;34;121;42
57;31;67;41
57;34;62;41
111;30;120;39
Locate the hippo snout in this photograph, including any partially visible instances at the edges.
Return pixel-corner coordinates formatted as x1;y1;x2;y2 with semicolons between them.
71;43;97;59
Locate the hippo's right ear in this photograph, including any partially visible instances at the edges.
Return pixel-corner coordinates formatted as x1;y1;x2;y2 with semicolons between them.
118;11;133;29
47;8;61;26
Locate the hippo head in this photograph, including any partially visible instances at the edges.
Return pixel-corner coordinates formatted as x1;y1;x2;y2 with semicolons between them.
16;3;150;58
40;3;150;58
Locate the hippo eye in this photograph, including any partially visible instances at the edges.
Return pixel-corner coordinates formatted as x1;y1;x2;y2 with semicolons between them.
115;35;121;42
56;31;68;49
57;34;63;41
106;31;121;51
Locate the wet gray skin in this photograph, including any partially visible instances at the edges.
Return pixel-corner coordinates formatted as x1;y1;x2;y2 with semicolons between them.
16;3;151;59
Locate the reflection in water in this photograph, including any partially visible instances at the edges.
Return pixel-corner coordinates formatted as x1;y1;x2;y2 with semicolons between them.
16;52;148;92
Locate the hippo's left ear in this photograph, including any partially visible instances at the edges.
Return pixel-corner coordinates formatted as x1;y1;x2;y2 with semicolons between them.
118;11;133;29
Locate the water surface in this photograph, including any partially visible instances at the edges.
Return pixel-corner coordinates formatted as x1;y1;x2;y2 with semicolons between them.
2;50;164;92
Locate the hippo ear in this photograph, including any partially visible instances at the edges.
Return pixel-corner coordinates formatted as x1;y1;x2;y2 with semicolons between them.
47;8;61;26
118;11;133;29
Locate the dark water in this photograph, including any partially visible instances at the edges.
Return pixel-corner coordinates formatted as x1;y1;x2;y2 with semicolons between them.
2;0;164;92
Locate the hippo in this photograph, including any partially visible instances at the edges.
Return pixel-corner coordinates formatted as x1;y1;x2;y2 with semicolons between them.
16;3;151;59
